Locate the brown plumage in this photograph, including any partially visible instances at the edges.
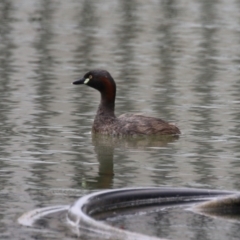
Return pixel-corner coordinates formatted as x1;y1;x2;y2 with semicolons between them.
73;70;180;136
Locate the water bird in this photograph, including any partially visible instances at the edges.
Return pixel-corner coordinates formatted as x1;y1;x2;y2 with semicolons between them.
73;70;180;136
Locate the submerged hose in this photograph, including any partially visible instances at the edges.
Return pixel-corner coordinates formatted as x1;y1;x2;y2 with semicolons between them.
18;187;240;240
67;187;238;240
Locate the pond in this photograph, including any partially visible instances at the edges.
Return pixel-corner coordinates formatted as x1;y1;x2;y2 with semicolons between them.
1;0;240;239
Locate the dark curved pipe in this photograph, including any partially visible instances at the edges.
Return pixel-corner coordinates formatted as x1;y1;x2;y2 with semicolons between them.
83;187;234;215
67;187;238;240
18;187;240;240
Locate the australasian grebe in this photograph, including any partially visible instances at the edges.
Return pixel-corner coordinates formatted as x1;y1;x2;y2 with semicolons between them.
73;70;180;136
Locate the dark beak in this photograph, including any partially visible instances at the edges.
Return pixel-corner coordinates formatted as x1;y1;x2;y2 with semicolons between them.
72;77;85;85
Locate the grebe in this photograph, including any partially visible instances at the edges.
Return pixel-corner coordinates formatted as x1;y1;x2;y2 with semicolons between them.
73;70;180;136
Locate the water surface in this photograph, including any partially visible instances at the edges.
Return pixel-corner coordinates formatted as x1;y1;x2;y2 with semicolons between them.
1;0;240;239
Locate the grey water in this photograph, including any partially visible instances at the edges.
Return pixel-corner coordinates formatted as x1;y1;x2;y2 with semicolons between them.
1;0;240;239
